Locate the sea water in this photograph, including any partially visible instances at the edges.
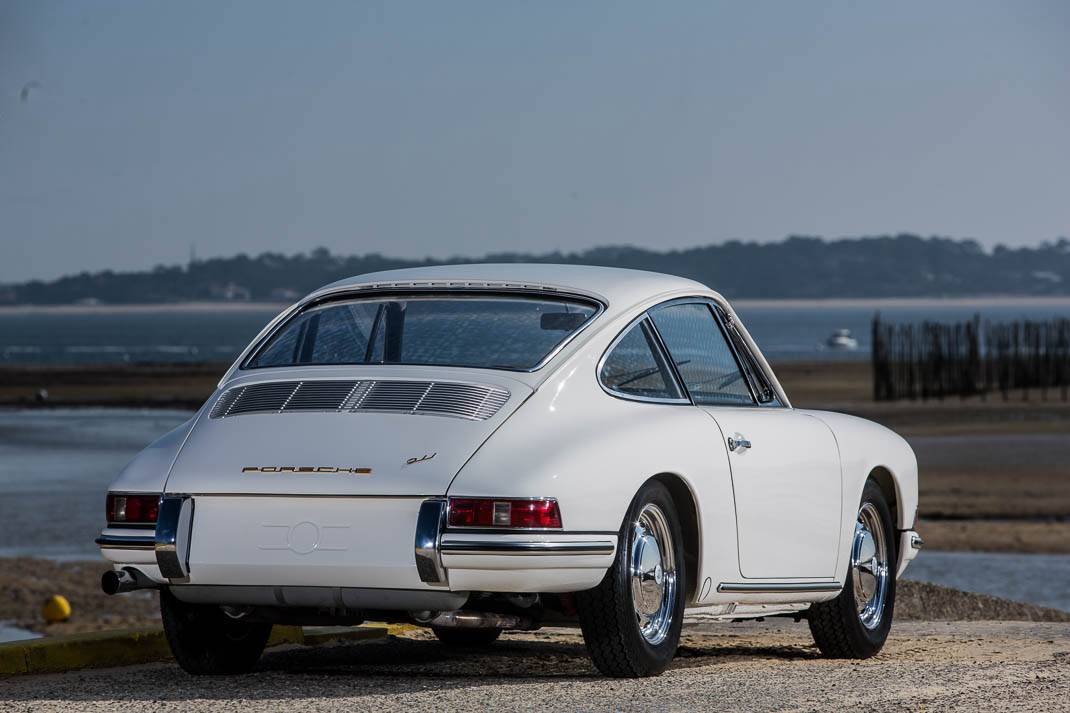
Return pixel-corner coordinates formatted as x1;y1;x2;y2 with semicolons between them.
1;298;1068;364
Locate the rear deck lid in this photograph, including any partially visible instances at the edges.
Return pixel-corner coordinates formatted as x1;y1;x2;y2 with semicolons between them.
165;369;531;496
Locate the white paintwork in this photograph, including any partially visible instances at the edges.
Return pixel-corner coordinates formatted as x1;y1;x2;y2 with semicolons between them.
702;407;842;579
187;496;429;588
101;264;919;618
166;366;531;497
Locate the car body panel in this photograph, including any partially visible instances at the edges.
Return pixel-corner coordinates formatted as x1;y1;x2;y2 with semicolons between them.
185;495;430;589
99;264;919;616
164;366;532;498
700;407;842;579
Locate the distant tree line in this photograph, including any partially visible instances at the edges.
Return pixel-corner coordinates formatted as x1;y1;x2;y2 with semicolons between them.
6;234;1070;304
872;315;1070;402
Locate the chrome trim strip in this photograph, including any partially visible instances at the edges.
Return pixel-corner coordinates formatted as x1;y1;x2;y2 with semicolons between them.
440;540;615;556
186;493;435;499
96;534;155;550
717;581;842;594
155;495;193;580
445;527;617;535
596;313;691;405
414;499;447;583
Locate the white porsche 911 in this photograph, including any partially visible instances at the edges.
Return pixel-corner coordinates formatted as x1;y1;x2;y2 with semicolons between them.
98;264;921;677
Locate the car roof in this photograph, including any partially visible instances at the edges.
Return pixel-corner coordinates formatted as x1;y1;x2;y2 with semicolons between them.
224;263;789;406
314;263;712;311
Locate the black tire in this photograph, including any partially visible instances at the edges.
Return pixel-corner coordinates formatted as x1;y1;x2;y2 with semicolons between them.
431;626;502;648
808;480;897;659
576;480;686;678
160;588;272;675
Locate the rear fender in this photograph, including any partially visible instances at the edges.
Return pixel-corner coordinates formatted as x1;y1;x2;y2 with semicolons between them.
449;349;739;605
108;411;202;494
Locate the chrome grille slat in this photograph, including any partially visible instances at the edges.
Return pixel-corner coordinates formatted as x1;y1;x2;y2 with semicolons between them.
210;379;509;421
359;381;433;412
285;381;362;411
225;382;302;415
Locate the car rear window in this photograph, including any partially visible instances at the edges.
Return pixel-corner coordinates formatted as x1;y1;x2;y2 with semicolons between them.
245;293;599;371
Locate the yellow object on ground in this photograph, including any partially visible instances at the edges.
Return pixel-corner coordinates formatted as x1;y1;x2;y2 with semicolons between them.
41;595;71;624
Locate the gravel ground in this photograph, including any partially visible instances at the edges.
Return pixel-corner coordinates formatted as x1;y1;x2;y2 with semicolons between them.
5;557;1066;637
3;621;1068;712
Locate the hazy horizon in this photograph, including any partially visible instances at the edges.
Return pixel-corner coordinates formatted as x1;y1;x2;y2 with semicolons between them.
3;1;1068;282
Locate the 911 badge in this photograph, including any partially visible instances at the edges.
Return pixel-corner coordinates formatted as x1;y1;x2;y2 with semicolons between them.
404;453;436;466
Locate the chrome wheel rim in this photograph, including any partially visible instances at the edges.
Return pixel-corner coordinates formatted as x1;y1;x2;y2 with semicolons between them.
629;503;677;645
852;502;889;630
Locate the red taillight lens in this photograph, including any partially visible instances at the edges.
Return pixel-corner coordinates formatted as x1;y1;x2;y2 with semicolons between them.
448;498;562;529
106;493;160;525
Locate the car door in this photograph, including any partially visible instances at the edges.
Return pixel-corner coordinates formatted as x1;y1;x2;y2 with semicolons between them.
648;301;842;580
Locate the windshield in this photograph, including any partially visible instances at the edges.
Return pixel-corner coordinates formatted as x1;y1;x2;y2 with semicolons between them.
245;293;600;371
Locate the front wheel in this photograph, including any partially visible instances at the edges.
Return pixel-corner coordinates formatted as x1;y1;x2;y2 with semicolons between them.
160;588;272;675
576;480;686;678
808;480;897;658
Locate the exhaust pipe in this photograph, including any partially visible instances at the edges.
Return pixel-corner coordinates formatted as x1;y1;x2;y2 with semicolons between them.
101;568;151;595
420;610;537;631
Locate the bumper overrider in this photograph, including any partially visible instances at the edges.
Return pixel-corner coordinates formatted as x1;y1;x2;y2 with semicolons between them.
99;496;618;595
896;529;923;577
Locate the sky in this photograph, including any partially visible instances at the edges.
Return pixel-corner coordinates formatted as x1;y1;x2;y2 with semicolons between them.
1;1;1068;283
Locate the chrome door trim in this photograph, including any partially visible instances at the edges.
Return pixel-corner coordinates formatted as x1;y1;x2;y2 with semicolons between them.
645;297;762;408
710;303;783;407
717;581;842;594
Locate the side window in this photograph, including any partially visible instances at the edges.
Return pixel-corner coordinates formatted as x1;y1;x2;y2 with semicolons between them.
718;308;777;404
600;319;684;401
649;303;754;406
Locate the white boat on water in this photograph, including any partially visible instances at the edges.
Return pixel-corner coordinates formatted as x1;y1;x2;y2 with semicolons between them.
826;328;859;350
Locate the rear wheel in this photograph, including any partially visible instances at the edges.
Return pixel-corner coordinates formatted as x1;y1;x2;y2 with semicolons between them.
576;480;685;677
160;588;272;675
431;626;502;648
808;480;897;658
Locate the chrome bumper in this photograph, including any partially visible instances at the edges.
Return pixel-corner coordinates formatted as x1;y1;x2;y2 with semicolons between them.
97;495;194;581
896;529;924;577
413;499;617;585
439;540;615;556
95;533;155;550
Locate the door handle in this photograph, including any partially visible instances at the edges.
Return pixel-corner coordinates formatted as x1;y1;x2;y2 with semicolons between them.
727;436;752;452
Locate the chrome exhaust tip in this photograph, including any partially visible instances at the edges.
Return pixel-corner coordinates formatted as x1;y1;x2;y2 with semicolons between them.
101;568;150;595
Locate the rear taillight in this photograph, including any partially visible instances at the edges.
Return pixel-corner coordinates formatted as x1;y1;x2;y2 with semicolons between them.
448;498;562;529
106;493;160;525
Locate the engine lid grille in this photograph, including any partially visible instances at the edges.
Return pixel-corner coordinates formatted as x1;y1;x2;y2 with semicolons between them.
209;379;510;421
